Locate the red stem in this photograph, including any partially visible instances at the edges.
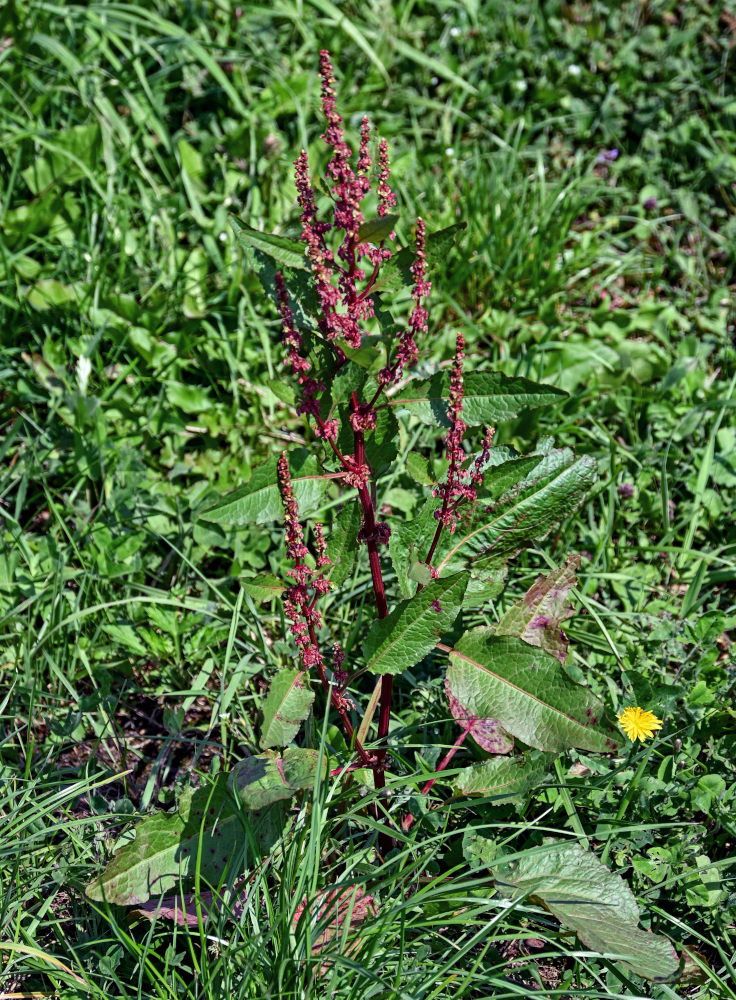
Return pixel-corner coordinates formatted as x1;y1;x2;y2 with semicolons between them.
401;728;469;833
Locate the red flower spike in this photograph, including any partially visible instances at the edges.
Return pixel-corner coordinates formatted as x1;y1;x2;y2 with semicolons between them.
313;522;331;567
432;332;478;533
278;453;310;564
377;137;397;218
392;218;430;383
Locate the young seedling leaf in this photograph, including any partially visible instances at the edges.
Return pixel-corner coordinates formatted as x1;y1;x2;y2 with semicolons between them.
363;573;467;675
388;371;567;427
323;502;361;587
230;747;325;810
230;216;318;329
357;214;399;244
230;215;307;271
447;631;621;753
493;842;681;982
496;555;581;663
201;450;331;525
261;669;315;748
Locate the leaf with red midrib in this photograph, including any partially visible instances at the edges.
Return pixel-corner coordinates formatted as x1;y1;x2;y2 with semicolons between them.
444;678;513;754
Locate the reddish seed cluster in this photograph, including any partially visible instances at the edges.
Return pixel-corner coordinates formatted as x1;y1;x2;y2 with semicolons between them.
432;333;496;533
277;452;334;671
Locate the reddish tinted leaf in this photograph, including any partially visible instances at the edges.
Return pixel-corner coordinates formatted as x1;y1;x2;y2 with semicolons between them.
444;678;513;754
293;886;375;961
496;555;580;663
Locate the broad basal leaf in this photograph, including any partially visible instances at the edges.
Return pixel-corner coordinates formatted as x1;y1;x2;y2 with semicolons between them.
493;842;681;982
496;555;581;663
446;631;621;753
454;753;551;802
388;371;567;427
86;775;283;906
363;573;467;675
261;669;314;748
230;747;325;810
131;884;248;927
435;454;596;574
445;677;513;754
201;450;331;525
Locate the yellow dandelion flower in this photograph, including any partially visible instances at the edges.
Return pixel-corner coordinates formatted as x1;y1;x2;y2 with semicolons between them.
617;706;663;743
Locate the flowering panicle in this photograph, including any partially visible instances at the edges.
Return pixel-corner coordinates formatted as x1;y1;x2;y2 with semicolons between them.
277;452;334;671
379;218;430;386
471;427;496;485
377;137;397;218
275;271;310;381
432;333;478;532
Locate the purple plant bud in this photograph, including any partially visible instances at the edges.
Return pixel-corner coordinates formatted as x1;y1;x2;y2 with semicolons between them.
617;482;635;499
597;149;619;163
643;196;658;211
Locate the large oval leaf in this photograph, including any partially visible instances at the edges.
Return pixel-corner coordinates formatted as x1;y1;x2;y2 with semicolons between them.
493;842;681;982
445;677;513;754
446;630;621;753
86;775;283;906
454;753;551;802
495;555;580;663
363;573;467;676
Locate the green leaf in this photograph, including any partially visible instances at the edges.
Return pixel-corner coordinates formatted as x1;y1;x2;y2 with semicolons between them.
86;775;282;906
201;450;331;525
496;555;581;663
388;497;442;599
445;677;513;754
22;122;102;194
230;215;318;330
261;669;315;748
454;753;551;801
357;214;399;243
388;371;567;427
230;747;325;809
375;223;466;294
230;215;307;271
325;503;361;588
363;573;467;676
447;631;621;753
493;842;681;982
435;454;596;574
241;574;286;603
405;451;435;486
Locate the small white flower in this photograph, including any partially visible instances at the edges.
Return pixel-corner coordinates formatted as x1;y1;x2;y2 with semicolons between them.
445;147;455;158
568;64;582;77
77;356;92;395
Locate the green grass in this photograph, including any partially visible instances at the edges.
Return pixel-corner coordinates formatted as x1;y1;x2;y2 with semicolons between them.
1;0;735;996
